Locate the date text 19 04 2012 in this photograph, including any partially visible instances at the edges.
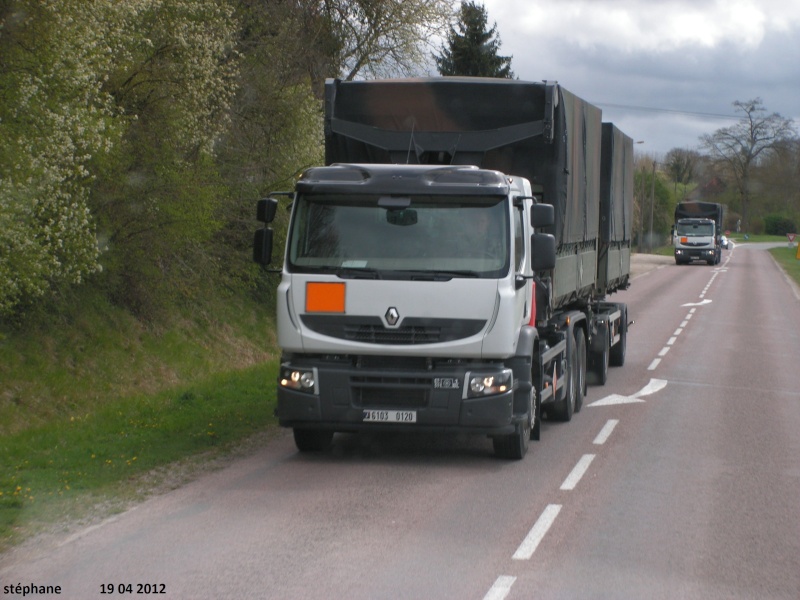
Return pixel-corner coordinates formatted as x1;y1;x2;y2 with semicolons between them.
100;583;166;594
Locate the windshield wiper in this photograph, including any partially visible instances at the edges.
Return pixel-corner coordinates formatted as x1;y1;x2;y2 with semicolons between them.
336;267;382;279
390;269;481;281
293;265;382;279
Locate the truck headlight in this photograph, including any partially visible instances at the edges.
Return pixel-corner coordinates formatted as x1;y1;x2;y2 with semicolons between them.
279;366;318;394
466;369;513;398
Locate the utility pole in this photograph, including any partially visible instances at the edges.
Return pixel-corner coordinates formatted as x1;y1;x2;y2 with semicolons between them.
648;160;656;253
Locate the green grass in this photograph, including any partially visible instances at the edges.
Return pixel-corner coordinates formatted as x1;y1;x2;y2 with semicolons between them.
651;245;674;257
769;245;800;287
0;285;281;550
0;362;279;549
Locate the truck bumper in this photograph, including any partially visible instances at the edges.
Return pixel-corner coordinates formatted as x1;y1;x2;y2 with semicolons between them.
276;358;516;435
675;248;716;261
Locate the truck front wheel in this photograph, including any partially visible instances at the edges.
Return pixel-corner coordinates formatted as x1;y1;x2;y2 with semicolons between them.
493;388;533;460
293;428;334;452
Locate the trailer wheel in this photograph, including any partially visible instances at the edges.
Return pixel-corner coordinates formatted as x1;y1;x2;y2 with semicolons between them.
574;328;587;413
293;428;334;452
610;310;627;367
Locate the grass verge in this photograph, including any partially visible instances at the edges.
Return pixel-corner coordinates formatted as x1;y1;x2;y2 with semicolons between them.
0;361;279;551
0;282;282;552
769;244;800;288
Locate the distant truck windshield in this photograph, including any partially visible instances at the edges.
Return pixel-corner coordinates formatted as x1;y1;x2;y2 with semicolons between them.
287;194;511;278
676;220;714;236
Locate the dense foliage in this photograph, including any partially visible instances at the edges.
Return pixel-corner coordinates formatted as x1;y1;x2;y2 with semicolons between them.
763;215;797;236
0;0;453;319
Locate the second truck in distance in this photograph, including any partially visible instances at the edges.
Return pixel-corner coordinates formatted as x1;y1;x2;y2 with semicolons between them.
674;201;725;265
255;77;635;459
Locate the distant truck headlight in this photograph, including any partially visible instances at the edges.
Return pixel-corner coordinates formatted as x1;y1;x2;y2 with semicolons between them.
280;366;318;394
467;369;513;397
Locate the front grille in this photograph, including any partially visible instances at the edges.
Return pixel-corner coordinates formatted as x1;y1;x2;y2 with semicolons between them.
355;387;428;408
302;315;485;345
345;324;440;344
351;375;431;408
359;355;430;370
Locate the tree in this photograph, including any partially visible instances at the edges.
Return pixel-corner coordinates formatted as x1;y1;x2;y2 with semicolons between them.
753;138;800;223
634;158;673;252
84;0;241;318
323;0;453;81
0;0;117;315
664;148;699;198
700;99;796;230
0;0;241;318
434;1;513;78
214;0;327;298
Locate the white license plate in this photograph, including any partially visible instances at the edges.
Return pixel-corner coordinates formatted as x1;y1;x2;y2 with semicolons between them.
363;409;417;423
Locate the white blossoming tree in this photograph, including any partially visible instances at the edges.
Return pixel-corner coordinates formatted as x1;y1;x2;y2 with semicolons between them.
0;0;120;314
0;0;239;316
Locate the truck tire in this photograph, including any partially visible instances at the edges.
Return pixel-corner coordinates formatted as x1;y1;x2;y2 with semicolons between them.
609;311;627;367
293;428;334;452
493;422;529;460
552;336;577;421
574;328;586;413
531;390;541;442
589;335;609;385
493;387;533;459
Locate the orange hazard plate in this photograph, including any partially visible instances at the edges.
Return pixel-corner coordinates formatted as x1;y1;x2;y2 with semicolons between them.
305;282;346;313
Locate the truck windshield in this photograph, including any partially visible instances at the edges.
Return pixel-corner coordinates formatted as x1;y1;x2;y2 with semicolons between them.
676;221;714;236
287;194;510;278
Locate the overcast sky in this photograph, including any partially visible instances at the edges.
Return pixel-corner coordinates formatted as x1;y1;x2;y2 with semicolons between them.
476;0;800;156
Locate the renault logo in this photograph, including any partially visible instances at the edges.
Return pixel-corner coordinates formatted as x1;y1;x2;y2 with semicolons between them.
385;307;400;326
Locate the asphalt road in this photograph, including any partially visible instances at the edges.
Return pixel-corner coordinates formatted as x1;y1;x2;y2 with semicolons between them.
2;244;799;599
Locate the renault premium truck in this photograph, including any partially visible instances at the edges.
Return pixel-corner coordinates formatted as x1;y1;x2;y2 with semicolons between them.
674;201;724;265
254;77;634;459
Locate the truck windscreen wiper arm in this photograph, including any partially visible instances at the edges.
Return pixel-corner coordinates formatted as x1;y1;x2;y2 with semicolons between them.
390;269;481;280
335;267;382;279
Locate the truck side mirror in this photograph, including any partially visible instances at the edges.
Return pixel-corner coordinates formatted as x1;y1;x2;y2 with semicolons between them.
531;203;554;228
530;233;556;271
253;228;274;265
256;198;279;223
